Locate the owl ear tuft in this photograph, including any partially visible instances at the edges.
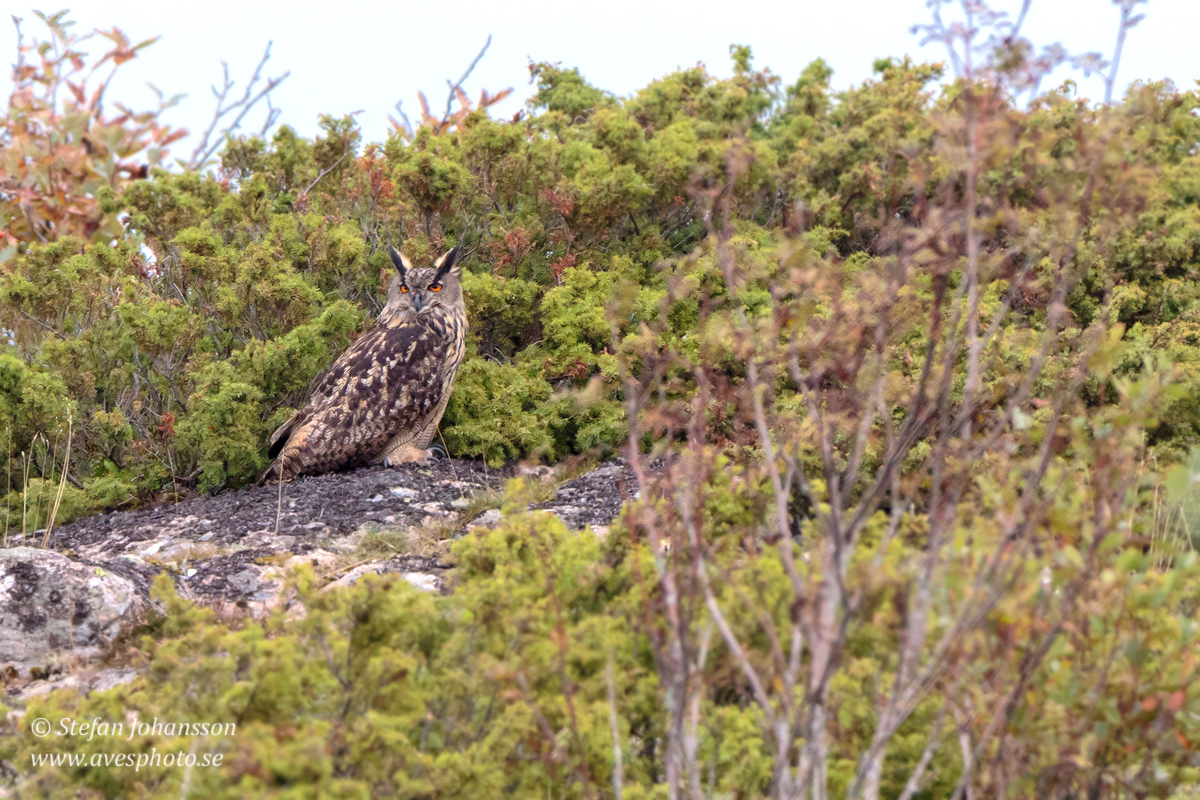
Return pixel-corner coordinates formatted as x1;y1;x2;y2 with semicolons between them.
389;246;412;279
434;246;461;279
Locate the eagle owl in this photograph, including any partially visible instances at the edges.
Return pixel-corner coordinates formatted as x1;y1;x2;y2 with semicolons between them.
260;246;467;483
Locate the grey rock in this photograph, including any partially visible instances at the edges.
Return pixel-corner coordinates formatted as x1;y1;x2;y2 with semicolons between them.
322;555;449;594
469;508;503;529
11;667;142;707
0;548;148;672
0;458;653;678
402;572;441;592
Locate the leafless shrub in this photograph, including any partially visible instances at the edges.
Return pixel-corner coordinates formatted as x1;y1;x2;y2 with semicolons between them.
615;3;1175;797
185;41;290;170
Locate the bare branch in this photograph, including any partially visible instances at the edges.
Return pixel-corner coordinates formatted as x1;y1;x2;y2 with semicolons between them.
894;707;946;800
1104;0;1147;104
443;35;492;123
186;41;290;170
301;150;350;196
389;100;414;138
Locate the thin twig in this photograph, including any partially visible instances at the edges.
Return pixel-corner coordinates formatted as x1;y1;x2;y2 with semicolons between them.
18;310;65;340
20;451;29;541
1105;1;1146;104
436;426;467;503
442;35;492;123
606;648;624;800
301;151;351;196
41;412;72;548
187;42;290;169
3;428;10;547
274;454;285;534
896;707;946;800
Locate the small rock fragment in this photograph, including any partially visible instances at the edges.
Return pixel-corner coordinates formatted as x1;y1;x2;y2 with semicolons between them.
402;573;442;592
469;509;503;529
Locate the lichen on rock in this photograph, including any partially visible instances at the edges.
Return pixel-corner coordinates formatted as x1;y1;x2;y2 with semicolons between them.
0;547;149;670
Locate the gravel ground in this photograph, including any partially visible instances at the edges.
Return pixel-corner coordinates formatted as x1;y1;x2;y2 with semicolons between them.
47;459;507;558
531;458;641;530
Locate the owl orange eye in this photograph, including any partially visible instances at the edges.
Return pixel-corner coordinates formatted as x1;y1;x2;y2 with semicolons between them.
399;284;409;293
428;283;442;292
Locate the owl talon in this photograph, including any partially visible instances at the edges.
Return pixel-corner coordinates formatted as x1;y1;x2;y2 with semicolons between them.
382;443;433;467
427;443;447;460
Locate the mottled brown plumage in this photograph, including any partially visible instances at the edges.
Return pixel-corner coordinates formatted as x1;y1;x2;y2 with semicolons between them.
259;246;467;483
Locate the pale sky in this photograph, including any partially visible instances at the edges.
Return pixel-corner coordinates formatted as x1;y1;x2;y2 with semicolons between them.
5;0;1197;162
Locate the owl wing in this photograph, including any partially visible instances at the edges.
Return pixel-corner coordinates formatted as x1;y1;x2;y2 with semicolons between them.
261;317;454;482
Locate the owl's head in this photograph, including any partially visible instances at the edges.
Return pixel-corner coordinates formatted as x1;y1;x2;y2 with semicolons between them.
386;246;465;318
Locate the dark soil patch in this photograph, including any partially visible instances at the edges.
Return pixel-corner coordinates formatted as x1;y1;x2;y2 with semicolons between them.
49;460;508;556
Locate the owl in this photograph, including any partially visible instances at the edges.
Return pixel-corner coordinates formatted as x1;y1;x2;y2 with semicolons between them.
259;246;467;483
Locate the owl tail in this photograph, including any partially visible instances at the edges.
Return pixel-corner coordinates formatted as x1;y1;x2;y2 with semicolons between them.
258;412;299;487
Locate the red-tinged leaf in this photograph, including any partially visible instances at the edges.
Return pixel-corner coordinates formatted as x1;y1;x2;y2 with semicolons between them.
155;412;176;438
1176;729;1191;749
454;85;470;110
1142;696;1159;712
1168;690;1185;712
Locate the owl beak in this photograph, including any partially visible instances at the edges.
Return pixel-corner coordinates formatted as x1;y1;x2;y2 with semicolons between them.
412;292;425;312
